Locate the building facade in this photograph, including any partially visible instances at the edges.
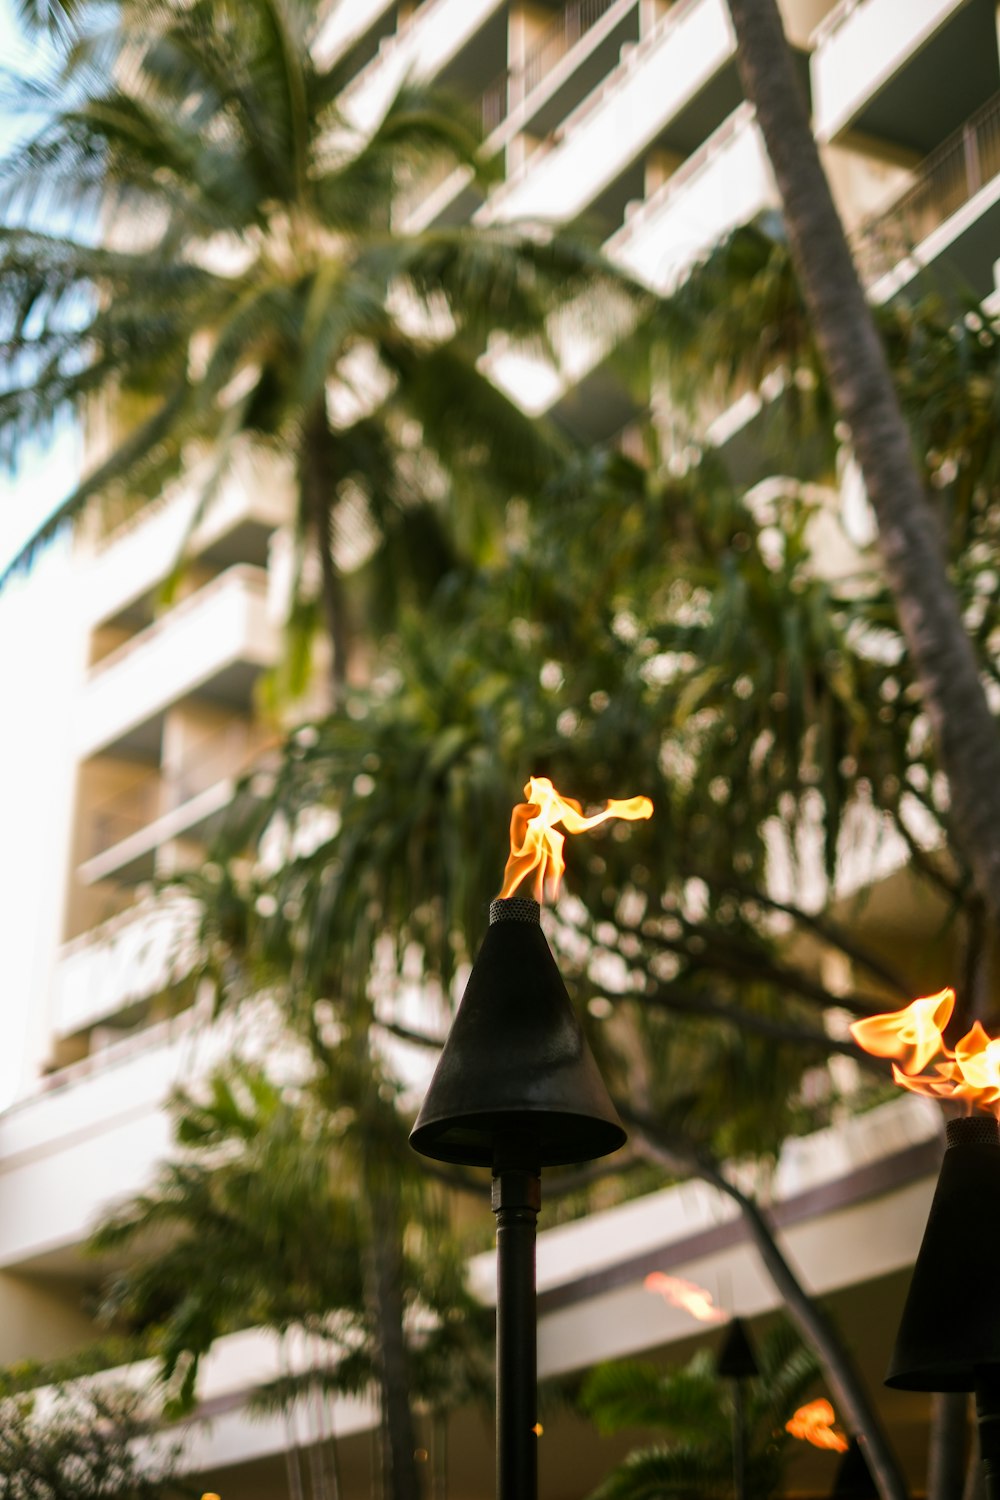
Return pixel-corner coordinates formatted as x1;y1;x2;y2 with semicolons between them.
1;0;995;1493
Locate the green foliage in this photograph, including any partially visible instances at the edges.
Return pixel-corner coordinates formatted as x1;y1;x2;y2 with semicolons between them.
90;1059;491;1421
581;1322;825;1500
172;437;924;1165
0;1385;185;1500
0;0;647;658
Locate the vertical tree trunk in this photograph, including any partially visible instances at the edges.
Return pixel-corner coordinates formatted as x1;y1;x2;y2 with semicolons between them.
723;0;1000;924
361;1168;423;1500
311;1031;422;1500
355;1116;422;1500
299;402;350;706
630;1119;910;1500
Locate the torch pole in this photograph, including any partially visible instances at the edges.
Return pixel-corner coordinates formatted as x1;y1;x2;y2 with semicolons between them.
976;1372;1000;1500
492;1136;541;1500
731;1381;747;1500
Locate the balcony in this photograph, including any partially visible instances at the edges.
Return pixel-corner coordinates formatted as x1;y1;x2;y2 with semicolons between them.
84;463;289;632
77;567;279;761
52;896;199;1039
483;0;736;226
607;105;777;291
480;0;637;138
0;1030;184;1268
341;0;507;134
0;1011;261;1271
313;0;399;69
403;0;643;233
484;106;777;424
854;92;1000;301
812;0;998;153
79;721;276;887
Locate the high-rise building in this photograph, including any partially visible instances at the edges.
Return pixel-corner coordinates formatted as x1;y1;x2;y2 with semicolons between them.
1;0;993;1492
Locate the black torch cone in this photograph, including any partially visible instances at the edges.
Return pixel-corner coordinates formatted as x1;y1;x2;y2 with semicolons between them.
886;1114;1000;1391
830;1439;878;1500
409;897;626;1168
411;894;626;1500
715;1317;760;1380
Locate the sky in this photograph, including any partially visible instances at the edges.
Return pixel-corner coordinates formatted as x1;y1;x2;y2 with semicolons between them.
0;0;83;1106
0;0;80;575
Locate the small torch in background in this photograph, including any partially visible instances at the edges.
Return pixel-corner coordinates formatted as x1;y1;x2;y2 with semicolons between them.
851;989;1000;1499
410;777;652;1500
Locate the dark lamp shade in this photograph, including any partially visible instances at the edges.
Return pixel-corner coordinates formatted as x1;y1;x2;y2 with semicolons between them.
886;1114;1000;1391
715;1317;759;1380
409;898;627;1168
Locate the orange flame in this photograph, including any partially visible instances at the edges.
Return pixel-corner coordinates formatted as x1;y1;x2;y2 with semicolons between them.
644;1272;726;1325
848;988;954;1075
850;989;1000;1115
785;1399;848;1453
499;776;653;903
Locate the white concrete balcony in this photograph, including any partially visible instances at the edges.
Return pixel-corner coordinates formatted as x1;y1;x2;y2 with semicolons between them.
608;104;777;291
0;1028;187;1269
84;466;289;631
79;723;276;887
52;897;199;1039
313;0;398;69
404;0;641;233
77;567;279;762
0;1005;279;1271
485;106;777;416
854;93;1000;302
484;0;735;226
342;0;506;134
811;0;992;147
479;0;638;139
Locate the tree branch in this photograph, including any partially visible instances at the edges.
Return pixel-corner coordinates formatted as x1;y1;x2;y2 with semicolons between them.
635;984;881;1066
703;879;913;996
622;1107;910;1500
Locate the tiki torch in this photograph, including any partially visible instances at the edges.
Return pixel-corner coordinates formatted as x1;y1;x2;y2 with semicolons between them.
851;990;1000;1499
410;778;652;1500
716;1316;760;1500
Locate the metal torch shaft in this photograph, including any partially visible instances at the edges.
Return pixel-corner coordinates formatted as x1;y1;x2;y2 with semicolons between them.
976;1372;1000;1500
731;1381;747;1500
492;1146;541;1500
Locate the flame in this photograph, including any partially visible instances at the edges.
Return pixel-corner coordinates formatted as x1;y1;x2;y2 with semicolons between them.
848;988;954;1075
850;989;1000;1115
786;1399;848;1453
644;1272;726;1324
499;776;653;903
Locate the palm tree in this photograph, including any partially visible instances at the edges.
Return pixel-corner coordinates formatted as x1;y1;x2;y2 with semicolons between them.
580;1322;827;1500
0;0;640;698
181;431;956;1500
91;1060;493;1500
720;0;1000;988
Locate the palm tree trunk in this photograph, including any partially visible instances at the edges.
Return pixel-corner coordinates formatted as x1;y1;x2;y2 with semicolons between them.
628;1117;910;1500
723;0;1000;924
299;402;350;706
359;1147;423;1500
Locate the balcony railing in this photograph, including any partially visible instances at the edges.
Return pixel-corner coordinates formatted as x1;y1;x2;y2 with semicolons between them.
480;0;620;135
53;895;201;1040
811;0;863;47
853;93;1000;287
88;721;273;860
